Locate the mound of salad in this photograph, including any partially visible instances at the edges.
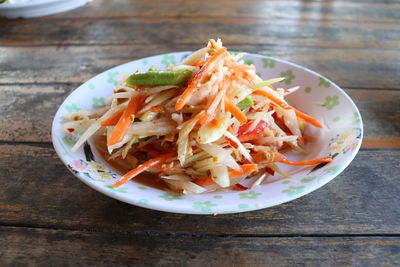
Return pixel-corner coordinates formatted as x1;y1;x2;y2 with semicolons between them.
64;39;332;194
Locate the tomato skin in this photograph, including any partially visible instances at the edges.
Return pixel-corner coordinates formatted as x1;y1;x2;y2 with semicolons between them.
265;167;275;176
238;120;268;136
272;112;292;135
233;184;249;191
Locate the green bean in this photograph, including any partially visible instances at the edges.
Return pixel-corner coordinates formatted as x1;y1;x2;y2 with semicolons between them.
126;70;192;86
237;96;254;110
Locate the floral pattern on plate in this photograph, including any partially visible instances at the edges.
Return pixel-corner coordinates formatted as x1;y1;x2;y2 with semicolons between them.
52;52;363;214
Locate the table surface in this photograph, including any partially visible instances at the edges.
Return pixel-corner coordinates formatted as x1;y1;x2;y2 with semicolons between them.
1;0;399;266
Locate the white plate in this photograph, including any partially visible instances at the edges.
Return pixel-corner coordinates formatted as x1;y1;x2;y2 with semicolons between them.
0;0;91;18
52;51;363;214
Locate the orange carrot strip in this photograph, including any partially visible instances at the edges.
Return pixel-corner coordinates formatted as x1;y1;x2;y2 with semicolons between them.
225;136;239;149
108;95;144;146
112;152;175;187
198;79;230;126
195;164;258;187
238;132;262;142
292;109;322;128
279;156;332;166
229;164;258;178
198;90;225;125
100;110;124;126
210;117;220;127
224;96;247;124
209;39;219;49
253;90;292;109
253;89;322;128
175;48;227;110
192;60;205;67
150;106;161;112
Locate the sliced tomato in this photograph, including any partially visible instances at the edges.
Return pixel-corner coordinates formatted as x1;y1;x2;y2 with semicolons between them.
265;167;275;176
237;120;268;136
233;184;249;191
271;112;292;135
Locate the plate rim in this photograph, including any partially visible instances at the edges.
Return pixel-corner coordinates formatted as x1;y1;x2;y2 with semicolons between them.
0;0;89;9
51;51;364;215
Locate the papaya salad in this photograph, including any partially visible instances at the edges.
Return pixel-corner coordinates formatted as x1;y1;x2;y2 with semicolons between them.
64;39;332;194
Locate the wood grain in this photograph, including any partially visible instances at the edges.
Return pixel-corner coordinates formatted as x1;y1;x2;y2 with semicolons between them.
0;144;399;235
1;0;399;263
0;84;398;147
0;14;399;49
347;90;400;149
1;226;399;266
1;45;399;89
53;0;400;23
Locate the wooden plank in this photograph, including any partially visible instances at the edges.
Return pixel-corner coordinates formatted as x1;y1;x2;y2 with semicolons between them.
0;45;399;88
0;15;399;50
348;90;400;149
55;0;400;23
1;226;399;266
0;84;398;146
0;145;399;235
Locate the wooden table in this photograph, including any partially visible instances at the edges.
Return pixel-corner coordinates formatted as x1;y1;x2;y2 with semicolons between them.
1;0;399;265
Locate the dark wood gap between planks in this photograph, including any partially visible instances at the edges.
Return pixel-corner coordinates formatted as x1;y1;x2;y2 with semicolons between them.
1;224;399;239
1;19;399;49
2;225;399;266
1;14;398;25
1;147;398;235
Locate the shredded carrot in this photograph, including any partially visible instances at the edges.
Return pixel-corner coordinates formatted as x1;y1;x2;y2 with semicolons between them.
150;106;161;112
253;90;292;109
209;39;219;49
292;109;322;128
108;95;144;146
279;156;332;166
100;110;123;126
192;60;205;67
195;164;258;187
210;117;220;127
238;132;262;142
253;89;322;128
226;136;239;148
229;164;258;177
175;48;227;111
227;126;234;133
112;152;175;187
224;96;247;124
198;79;230;125
198;90;225;125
